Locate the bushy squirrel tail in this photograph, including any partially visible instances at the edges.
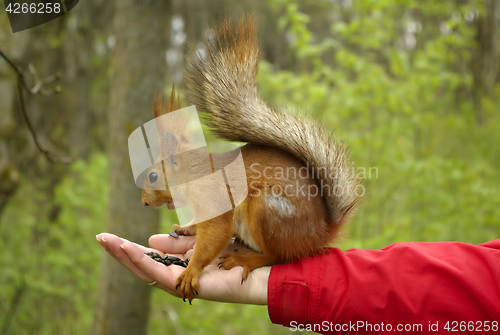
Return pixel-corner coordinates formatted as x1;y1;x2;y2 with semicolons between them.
186;15;361;225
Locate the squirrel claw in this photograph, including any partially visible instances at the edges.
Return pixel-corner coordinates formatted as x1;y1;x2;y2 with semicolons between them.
175;267;199;305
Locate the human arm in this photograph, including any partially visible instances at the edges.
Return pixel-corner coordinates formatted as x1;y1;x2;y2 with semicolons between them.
97;234;500;333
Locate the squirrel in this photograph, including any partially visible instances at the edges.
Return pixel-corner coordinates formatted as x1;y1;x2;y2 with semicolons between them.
141;16;361;304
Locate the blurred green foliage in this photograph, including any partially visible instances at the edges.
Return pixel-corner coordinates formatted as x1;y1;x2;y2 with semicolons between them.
1;0;499;334
0;154;108;334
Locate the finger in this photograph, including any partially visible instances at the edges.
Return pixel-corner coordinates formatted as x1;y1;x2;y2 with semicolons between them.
96;232;129;244
121;241;185;297
97;233;152;253
97;234;154;283
98;233;186;259
185;249;194;259
148;234;196;254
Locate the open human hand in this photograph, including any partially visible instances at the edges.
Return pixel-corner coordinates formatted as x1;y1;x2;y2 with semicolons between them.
96;233;270;305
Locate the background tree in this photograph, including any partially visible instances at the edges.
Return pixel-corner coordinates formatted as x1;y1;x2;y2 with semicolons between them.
91;1;171;334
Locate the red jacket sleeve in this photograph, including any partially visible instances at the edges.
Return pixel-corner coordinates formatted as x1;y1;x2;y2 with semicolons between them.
268;239;500;334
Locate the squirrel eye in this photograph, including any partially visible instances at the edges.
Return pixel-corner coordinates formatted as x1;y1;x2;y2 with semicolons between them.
149;172;158;183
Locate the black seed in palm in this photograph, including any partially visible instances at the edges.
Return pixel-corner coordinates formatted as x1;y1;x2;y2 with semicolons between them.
146;251;161;258
145;252;188;268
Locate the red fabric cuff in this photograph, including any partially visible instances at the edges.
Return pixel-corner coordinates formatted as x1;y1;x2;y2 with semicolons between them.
267;249;348;327
268;264;310;326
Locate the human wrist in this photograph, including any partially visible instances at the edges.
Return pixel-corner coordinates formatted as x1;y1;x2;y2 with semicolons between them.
243;266;271;305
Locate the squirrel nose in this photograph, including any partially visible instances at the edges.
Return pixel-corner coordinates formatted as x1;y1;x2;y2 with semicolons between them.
143;201;149;206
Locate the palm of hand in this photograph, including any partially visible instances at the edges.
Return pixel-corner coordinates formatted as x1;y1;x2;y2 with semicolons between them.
96;233;269;305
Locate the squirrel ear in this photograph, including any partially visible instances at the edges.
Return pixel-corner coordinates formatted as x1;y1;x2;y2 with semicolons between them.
154;85;181;118
154;86;183;137
154;89;165;119
161;131;179;159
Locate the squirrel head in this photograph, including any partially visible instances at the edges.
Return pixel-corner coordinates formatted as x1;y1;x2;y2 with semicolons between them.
142;86;194;209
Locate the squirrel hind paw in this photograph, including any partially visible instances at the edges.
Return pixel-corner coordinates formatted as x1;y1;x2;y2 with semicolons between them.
218;250;275;283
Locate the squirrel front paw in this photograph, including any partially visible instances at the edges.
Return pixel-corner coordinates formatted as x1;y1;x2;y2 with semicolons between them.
175;266;200;304
169;224;197;237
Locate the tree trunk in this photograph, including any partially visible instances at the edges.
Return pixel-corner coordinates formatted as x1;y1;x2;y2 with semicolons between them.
92;1;171;334
472;0;499;126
